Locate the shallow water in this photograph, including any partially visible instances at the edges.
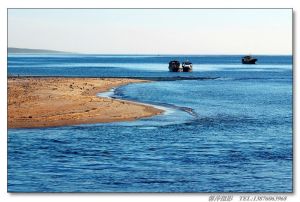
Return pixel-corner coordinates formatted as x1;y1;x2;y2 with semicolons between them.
8;55;292;192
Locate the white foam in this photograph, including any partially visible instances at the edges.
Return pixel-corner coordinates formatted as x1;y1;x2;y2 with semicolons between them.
96;88;115;98
96;88;175;116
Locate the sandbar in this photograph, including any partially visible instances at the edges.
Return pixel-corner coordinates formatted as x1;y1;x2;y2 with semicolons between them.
8;77;163;128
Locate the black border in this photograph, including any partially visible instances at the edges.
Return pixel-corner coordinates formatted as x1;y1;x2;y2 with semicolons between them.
7;8;294;194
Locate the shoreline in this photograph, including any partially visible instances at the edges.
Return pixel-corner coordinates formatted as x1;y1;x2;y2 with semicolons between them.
8;75;220;81
8;77;164;129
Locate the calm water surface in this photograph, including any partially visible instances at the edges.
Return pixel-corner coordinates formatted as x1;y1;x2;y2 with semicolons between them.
8;55;292;192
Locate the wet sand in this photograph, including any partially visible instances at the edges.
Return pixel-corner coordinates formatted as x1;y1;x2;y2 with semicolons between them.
8;77;163;128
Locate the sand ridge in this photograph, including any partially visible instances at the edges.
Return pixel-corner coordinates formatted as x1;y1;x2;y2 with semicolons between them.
8;77;163;128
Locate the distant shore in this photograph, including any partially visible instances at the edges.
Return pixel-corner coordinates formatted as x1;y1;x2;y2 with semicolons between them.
8;77;163;128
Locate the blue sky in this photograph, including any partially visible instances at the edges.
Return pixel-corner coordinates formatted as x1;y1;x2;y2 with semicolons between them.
8;9;292;54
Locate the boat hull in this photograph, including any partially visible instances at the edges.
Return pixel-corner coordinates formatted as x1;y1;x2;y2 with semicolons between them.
182;66;192;72
169;61;182;72
169;67;182;72
242;58;257;64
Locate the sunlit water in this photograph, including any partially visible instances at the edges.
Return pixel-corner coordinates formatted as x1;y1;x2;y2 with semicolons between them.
8;55;292;192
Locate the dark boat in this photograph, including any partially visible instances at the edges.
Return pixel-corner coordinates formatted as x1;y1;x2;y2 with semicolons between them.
182;60;193;72
242;56;257;64
168;60;182;72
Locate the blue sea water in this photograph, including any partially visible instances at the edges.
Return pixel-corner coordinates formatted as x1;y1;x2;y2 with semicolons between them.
8;54;292;192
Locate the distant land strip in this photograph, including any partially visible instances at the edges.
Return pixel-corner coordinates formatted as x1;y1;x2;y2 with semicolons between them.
8;47;73;54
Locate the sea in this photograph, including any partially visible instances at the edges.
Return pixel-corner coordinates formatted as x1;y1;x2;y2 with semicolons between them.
7;54;293;192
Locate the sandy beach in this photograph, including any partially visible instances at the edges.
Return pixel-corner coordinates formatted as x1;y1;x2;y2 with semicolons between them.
8;77;163;128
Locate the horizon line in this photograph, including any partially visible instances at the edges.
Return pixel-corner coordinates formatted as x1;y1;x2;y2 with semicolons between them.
7;47;292;56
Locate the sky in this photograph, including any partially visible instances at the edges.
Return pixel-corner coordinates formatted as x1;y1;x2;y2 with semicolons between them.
8;9;292;55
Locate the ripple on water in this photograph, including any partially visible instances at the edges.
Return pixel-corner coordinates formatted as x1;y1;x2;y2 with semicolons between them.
8;56;292;192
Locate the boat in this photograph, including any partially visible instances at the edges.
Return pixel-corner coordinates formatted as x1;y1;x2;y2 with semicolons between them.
182;60;193;72
168;60;182;72
242;55;257;64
